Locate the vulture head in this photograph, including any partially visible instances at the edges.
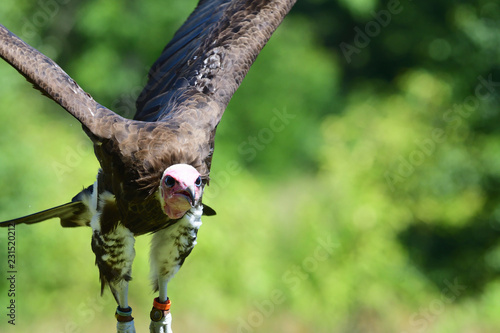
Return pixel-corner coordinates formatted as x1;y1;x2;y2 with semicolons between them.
158;164;203;219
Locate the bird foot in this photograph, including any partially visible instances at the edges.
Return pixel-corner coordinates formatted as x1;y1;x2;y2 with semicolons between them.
117;320;136;333
149;297;173;333
149;312;172;333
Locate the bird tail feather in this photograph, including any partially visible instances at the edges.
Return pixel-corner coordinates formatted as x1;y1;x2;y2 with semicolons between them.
0;201;90;228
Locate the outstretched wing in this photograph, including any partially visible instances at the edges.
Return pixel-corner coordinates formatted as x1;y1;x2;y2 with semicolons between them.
135;0;296;125
0;24;124;140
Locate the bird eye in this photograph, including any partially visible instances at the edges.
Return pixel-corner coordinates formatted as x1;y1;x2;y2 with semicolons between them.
195;176;202;187
164;175;176;188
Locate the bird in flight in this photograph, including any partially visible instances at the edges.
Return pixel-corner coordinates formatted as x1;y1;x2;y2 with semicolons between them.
0;0;295;332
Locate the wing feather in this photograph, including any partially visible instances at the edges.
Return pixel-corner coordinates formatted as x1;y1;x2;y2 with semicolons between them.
0;24;125;140
135;0;296;125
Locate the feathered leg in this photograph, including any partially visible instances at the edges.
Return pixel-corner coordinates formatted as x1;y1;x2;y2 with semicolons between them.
149;228;178;333
87;187;137;332
92;223;136;333
149;207;203;333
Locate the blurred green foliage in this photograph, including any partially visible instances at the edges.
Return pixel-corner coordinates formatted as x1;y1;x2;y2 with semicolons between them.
1;0;500;332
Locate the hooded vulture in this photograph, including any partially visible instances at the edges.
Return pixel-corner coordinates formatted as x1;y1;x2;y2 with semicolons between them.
0;0;296;332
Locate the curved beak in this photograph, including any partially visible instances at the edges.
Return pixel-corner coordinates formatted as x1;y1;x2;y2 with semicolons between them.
187;185;196;206
181;185;196;207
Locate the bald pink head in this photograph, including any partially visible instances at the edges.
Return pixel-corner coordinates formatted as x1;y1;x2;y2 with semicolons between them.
158;164;203;219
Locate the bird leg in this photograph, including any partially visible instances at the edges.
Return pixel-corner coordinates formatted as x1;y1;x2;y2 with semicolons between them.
158;275;169;302
149;295;173;333
112;280;135;333
91;222;137;333
149;262;174;332
149;228;182;333
148;210;202;332
150;275;171;330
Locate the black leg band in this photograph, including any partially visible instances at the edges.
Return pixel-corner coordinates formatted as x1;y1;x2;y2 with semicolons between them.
115;306;134;322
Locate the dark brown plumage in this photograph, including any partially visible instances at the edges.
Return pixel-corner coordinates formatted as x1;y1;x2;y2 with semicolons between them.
0;0;295;331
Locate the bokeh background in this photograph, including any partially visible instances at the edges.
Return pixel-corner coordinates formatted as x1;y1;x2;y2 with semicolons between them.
1;0;500;332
